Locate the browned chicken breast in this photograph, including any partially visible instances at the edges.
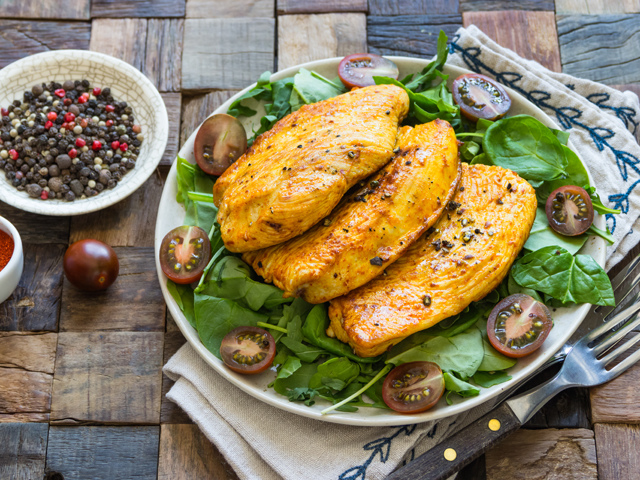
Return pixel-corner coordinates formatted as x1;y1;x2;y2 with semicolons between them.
213;84;410;252
328;163;537;357
243;119;461;304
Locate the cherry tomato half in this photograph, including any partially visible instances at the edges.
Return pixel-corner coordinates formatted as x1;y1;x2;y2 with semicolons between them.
382;361;445;414
194;113;247;176
452;73;511;122
338;53;399;89
487;294;553;358
545;185;594;236
63;239;119;291
159;226;211;284
220;327;276;374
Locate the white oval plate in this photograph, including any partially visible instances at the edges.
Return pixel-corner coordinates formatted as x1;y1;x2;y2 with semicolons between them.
155;57;605;426
0;50;169;216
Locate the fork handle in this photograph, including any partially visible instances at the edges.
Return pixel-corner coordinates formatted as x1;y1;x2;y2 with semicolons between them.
386;402;521;480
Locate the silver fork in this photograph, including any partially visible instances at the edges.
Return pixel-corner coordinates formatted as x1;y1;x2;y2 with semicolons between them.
388;282;640;480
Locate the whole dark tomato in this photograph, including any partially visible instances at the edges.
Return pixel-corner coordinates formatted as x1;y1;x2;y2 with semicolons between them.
194;113;247;176
545;185;594;236
220;326;276;374
159;226;211;285
452;73;511;122
338;53;399;89
487;294;553;358
63;239;119;291
382;361;445;414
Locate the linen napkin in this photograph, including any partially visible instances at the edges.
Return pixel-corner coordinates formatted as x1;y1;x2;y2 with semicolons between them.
164;26;640;479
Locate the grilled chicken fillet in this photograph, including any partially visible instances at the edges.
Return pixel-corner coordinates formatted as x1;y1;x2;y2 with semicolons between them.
328;163;537;357
243;119;461;304
213;84;410;252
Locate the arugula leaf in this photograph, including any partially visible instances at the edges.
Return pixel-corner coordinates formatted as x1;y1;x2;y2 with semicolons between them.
473;371;512;388
403;30;449;92
524;208;588;255
166;280;196;328
512;246;615;306
587;224;615;245
444;373;480;404
273;363;319;403
584;186;621;215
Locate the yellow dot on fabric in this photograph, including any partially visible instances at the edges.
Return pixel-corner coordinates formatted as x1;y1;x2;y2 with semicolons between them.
444;448;457;461
488;419;501;431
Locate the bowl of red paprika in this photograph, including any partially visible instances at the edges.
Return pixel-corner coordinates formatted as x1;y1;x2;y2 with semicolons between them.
0;215;23;304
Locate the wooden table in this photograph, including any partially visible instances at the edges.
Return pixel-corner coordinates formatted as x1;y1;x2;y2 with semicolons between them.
0;1;639;479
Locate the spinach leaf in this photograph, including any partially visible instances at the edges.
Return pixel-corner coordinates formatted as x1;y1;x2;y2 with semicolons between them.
287;315;304;343
512;246;615;306
483;115;568;181
507;271;543;302
477;337;517;372
422;305;490;338
166;280;196;328
472;371;512;387
550;128;570;146
290;68;346;111
403;30;449;92
535;144;590;204
277;356;302;379
444;373;480;404
524;208;587;255
279;337;326;363
272;363;319;403
309;357;360;392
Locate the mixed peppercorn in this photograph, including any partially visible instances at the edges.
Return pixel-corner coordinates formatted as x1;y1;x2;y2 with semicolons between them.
0;80;143;201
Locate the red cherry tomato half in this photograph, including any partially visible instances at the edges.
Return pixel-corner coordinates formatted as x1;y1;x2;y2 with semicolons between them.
487;294;553;359
545;185;594;236
63;239;119;291
194;114;247;176
382;361;445;414
159;226;211;284
338;53;399;89
220;327;276;374
452;73;511;122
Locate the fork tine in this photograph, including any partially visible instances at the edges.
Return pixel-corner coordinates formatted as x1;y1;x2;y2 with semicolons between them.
595;254;640;317
606;345;640;379
593;309;640;356
606;272;640;319
600;332;640;367
585;301;640;343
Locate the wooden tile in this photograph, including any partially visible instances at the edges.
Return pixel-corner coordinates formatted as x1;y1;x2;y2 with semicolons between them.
558;14;640;85
591;359;640;423
158;424;239;480
89;18;148;71
460;0;554;11
69;170;164;247
180;91;239;148
595;423;640;480
485;428;597;480
92;0;185;17
0;332;57;374
46;426;160;479
182;18;275;91
145;19;184;93
187;0;274;17
50;332;163;424
369;0;459;15
60;247;165;332
0;423;48;480
0;413;49;423
463;11;561;72
161;326;191;424
160;93;182;166
0;243;65;332
278;14;367;70
0;368;52;414
556;0;640;14
0;203;69;244
0;1;89;19
277;0;367;14
0;20;91;69
368;14;462;58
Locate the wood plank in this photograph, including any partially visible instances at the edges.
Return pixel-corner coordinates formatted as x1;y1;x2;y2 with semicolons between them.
0;413;49;423
145;19;184;93
0;203;69;244
525;388;591;429
556;0;640;14
161;325;191;424
160;93;182;166
0;368;52;414
456;455;486;480
0;243;65;332
462;11;561;72
158;424;239;480
92;0;185;17
591;355;640;423
278;14;367;70
0;1;89;19
68;170;164;247
369;0;459;15
0;20;91;69
187;0;274;17
485;428;597;480
368;14;462;58
558;14;640;85
50;332;163;424
182;18;275;91
180;91;239;148
594;423;640;480
46;426;159;480
89;18;148;71
0;333;57;374
0;423;48;480
277;0;367;14
460;0;554;11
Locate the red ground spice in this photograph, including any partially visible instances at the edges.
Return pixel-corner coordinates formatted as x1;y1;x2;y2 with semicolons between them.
0;230;14;272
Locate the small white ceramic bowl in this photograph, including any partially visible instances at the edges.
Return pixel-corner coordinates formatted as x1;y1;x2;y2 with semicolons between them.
0;50;169;216
0;215;23;304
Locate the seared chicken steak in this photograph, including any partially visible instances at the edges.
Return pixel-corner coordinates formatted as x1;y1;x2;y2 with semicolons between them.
243;119;461;304
328;163;537;357
213;84;410;252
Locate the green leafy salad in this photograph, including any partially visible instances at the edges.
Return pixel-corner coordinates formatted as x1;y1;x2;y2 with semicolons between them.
166;31;617;415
